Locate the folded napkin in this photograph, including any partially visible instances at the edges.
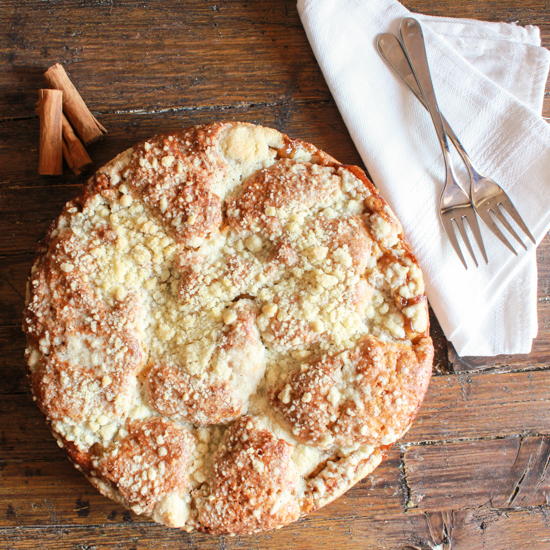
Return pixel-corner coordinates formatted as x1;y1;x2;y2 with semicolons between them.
298;0;550;356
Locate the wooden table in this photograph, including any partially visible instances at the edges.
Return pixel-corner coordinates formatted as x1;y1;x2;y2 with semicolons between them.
0;1;548;548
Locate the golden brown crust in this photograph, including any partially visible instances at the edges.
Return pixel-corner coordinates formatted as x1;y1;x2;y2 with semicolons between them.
24;227;144;433
98;417;195;514
271;335;433;448
22;121;434;535
194;416;301;534
302;446;385;513
226;159;343;234
121;125;230;245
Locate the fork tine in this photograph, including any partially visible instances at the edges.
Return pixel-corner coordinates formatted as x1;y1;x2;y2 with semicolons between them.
493;204;527;250
441;215;468;269
454;216;478;267
462;210;488;264
498;197;536;245
478;209;517;255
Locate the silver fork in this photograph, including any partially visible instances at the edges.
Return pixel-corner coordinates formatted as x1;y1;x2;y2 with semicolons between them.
396;18;487;268
384;18;487;269
377;27;535;256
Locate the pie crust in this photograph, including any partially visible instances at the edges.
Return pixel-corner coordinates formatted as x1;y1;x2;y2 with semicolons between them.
23;122;433;534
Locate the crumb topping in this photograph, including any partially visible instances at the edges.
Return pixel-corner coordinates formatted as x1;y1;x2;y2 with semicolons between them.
23;122;433;534
98;417;194;514
194;416;301;534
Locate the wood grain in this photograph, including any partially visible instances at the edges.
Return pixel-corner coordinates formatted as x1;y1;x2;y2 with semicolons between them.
0;1;326;119
405;436;550;511
2;507;550;550
1;0;549;548
404;369;550;443
0;326;27;394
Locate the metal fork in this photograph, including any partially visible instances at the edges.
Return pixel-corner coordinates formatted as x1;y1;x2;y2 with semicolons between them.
394;18;487;269
377;26;535;257
377;18;487;269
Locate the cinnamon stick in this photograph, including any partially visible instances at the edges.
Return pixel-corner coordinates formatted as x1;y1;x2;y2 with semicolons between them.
37;89;63;176
62;114;92;174
44;63;107;144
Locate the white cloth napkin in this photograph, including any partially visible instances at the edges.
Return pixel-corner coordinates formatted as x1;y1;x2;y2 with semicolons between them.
298;0;550;356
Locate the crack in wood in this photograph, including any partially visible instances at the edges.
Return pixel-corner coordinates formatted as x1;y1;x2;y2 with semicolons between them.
424;511;455;550
398;445;413;511
402;433;521;448
507;466;529;507
534;439;550;493
0;114;38;123
456;372;472;402
402;434;550;513
506;436;550;507
506;436;528;506
460;363;550;376
0;98;334;123
1;183;82;193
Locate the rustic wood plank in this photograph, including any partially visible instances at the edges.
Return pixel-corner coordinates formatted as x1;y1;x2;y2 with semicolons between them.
409;0;549;40
1;0;549;547
2;506;550;550
0;0;328;119
0;394;62;461
404;436;550;511
0;185;78;255
421;507;550;550
0;457;141;527
3;369;550;527
456;507;550;550
0;254;34;328
404;369;550;443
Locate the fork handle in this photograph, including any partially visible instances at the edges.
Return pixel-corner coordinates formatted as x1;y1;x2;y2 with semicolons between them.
399;18;454;175
377;32;476;184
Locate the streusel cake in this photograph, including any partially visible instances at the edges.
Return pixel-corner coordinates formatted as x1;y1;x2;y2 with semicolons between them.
23;122;433;534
